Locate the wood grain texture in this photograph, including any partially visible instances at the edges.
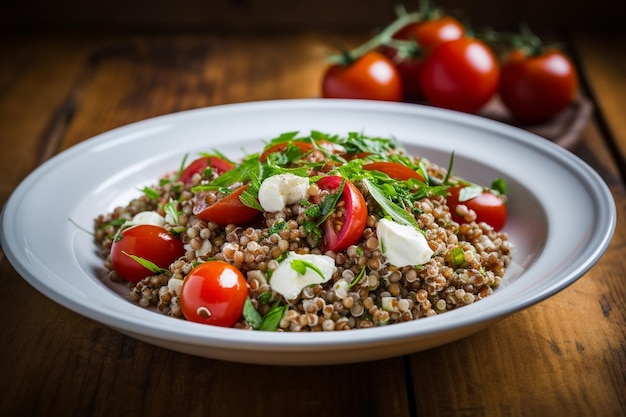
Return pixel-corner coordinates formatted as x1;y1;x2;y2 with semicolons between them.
0;30;624;417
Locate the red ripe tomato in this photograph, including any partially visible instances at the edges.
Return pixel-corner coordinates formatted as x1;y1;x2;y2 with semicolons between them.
180;261;248;327
447;186;507;231
321;51;403;102
393;16;465;52
110;224;185;283
383;14;464;101
193;184;259;226
420;37;500;113
179;156;234;185
316;176;368;253
363;161;424;181
499;49;578;124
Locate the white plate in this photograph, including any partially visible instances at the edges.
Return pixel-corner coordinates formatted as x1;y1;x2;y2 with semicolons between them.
0;99;616;365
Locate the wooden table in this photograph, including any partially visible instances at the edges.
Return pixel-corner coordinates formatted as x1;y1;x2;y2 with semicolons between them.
1;30;624;417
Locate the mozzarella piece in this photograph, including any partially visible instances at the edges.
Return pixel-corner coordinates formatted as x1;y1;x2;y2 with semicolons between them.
128;211;166;227
269;252;337;301
377;218;433;267
258;173;310;212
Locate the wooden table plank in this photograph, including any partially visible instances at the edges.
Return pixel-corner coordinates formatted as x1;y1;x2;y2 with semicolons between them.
1;31;624;417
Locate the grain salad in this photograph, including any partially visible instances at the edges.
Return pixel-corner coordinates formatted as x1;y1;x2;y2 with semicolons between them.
93;131;513;331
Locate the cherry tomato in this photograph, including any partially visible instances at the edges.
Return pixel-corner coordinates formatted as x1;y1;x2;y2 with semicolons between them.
316;176;368;253
447;186;507;231
193;184;259;226
110;224;185;284
499;49;578;124
179;156;234;185
420;37;500;113
393;16;465;52
180;261;248;327
363;161;424;181
321;51;403;102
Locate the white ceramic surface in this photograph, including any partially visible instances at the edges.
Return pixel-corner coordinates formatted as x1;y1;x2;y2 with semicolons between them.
0;99;616;365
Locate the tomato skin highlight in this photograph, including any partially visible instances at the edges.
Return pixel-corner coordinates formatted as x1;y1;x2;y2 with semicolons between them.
180;261;248;327
393;16;465;52
179;156;234;185
193;185;259;226
110;224;185;284
499;49;578;124
363;161;424;181
322;51;403;102
420;37;500;113
316;176;368;253
447;186;507;231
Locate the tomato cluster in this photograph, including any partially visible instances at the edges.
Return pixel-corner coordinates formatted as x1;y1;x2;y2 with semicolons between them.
321;2;578;124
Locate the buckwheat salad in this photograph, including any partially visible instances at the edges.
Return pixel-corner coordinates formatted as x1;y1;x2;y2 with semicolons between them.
93;131;513;331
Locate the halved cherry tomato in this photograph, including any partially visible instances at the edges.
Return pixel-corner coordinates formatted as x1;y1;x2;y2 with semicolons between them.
193;185;259;226
110;224;185;284
179;156;234;185
447;186;507;231
363;161;424;181
499;48;578;124
180;261;248;327
321;51;403;102
420;37;500;113
316;176;368;253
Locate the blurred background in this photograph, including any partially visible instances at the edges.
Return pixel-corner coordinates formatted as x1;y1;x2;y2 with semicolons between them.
1;0;622;33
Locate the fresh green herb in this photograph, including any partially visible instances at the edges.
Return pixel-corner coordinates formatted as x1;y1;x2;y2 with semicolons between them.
68;218;94;236
243;297;263;329
290;259;325;279
141;186;160;200
258;291;273;304
163;199;179;224
123;251;169;275
362;178;421;231
309;180;345;225
451;247;465;265
491;178;507;195
268;219;288;236
260;303;288;331
348;266;366;289
458;185;484;202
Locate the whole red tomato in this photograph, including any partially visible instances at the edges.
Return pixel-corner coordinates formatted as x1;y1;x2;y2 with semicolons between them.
393;16;465;52
420;37;500;113
180;261;248;327
110;224;185;283
321;51;403;102
386;16;465;100
499;49;578;124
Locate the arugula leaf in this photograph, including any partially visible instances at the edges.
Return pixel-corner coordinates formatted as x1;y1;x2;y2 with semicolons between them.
141;186;160;200
243;297;263;329
362;178;420;230
163;198;179;224
290;259;325;279
123;251;169;275
458;185;484;202
260;304;288;331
